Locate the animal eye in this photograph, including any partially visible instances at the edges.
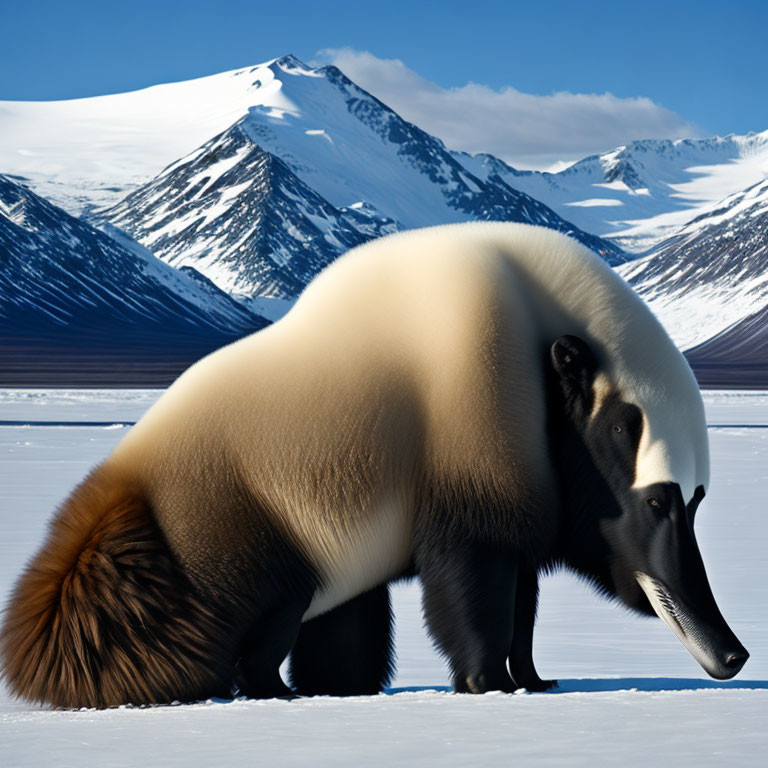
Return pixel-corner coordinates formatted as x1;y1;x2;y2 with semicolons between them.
613;425;622;433
646;497;661;509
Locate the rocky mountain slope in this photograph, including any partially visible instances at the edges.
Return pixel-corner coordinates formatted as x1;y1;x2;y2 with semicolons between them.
0;174;266;384
88;119;389;299
86;57;623;300
618;177;768;350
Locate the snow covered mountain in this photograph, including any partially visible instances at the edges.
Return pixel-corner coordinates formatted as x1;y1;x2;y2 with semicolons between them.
0;174;266;384
88;119;391;300
2;53;765;261
456;132;768;252
0;55;618;268
225;58;621;253
0;64;288;214
83;56;623;301
617;177;768;354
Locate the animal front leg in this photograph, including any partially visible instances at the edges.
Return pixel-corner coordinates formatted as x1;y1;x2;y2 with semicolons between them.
418;543;518;694
507;567;557;691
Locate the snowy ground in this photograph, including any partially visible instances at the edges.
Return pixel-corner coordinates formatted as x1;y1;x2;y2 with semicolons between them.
1;389;766;767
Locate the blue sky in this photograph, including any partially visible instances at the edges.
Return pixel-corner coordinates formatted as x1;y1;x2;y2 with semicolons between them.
2;0;765;163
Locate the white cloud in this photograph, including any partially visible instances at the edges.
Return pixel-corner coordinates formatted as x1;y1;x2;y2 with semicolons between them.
312;48;701;171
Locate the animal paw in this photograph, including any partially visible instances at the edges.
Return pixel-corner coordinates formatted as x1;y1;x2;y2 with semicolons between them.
514;676;558;692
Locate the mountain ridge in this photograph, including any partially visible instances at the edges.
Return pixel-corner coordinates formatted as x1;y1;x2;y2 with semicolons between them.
618;176;768;356
3;54;768;386
455;130;768;251
86;56;624;301
2;54;765;258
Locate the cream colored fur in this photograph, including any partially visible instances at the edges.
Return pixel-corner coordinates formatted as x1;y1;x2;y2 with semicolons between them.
110;222;708;618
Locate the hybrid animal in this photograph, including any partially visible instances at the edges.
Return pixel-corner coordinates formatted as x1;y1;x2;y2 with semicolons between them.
1;223;748;708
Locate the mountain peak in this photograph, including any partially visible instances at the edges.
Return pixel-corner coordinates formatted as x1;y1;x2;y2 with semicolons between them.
272;53;311;72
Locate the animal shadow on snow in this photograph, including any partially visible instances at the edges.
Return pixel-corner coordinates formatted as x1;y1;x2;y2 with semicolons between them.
387;678;768;695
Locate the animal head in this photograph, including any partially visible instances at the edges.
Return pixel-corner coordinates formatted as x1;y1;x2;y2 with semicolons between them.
550;334;748;680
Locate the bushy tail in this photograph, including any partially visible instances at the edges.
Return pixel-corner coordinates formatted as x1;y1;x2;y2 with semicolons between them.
1;464;232;708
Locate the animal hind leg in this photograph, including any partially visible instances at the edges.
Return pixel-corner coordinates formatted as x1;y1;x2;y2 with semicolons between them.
417;542;518;694
231;511;320;699
236;601;308;699
289;584;394;696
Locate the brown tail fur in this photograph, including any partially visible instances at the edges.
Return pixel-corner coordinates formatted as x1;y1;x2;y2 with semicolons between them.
0;464;233;708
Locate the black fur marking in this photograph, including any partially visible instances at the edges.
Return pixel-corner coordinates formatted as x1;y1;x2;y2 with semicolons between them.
547;335;643;598
547;340;618;594
551;335;599;420
587;394;643;487
289;584;394;696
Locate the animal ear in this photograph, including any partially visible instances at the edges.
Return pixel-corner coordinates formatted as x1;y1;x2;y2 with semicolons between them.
686;484;706;523
550;335;598;390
